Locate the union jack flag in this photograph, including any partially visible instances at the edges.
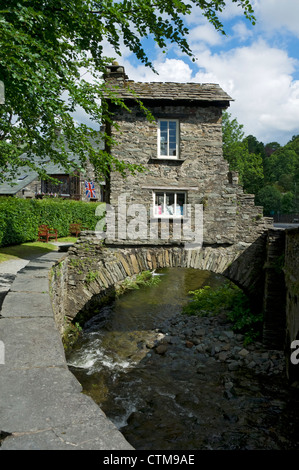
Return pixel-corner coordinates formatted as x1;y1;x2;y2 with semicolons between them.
85;181;96;198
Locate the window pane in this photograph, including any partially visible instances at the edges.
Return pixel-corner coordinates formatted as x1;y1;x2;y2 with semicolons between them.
177;193;185;205
161;130;168;141
165;193;174;215
176;193;185;215
155;192;164;215
169;125;177;156
160;143;167;155
154;191;185;217
160;128;168;155
169;141;176;156
159;121;178;157
169;128;176;140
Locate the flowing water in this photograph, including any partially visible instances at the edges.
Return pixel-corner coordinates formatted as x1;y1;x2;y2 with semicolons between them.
67;268;299;450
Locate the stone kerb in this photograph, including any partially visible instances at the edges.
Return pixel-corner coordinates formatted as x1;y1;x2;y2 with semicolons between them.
0;250;133;450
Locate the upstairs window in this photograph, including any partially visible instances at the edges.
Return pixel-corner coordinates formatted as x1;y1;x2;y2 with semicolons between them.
158;119;179;158
153;191;185;218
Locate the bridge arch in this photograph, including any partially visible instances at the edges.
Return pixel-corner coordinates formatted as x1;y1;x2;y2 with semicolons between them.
50;229;297;380
52;234;268;334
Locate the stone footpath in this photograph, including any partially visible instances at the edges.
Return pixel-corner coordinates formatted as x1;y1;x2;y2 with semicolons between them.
0;259;29;310
0;249;133;450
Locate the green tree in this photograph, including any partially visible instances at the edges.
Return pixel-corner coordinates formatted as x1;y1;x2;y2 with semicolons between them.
222;112;263;194
281;192;295;214
0;1;255;182
244;134;265;160
255;185;282;216
260;135;299;215
241;151;264;195
264;141;281;158
264;148;298;189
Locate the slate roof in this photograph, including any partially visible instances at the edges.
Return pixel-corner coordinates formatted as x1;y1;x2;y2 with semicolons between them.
0;154;82;195
103;80;233;103
0;170;38;195
0;135;105;195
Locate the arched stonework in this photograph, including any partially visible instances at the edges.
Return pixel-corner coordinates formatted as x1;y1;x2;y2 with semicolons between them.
51;232;269;334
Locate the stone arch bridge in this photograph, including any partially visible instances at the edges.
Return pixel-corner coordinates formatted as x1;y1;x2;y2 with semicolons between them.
51;227;297;373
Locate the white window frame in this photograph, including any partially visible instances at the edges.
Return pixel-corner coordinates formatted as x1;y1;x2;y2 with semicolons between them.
153;190;186;218
157;119;179;159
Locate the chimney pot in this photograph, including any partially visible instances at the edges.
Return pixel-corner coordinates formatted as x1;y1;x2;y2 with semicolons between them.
104;62;128;84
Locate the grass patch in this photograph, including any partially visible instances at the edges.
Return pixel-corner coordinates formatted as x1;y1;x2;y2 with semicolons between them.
0;237;77;264
56;237;78;243
0;241;58;263
62;322;82;353
116;270;161;296
183;282;263;345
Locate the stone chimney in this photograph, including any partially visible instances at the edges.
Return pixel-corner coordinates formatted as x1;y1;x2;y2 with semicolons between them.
103;61;128;85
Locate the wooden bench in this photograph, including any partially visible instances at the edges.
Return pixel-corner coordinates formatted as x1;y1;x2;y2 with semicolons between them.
69;223;82;237
38;225;58;243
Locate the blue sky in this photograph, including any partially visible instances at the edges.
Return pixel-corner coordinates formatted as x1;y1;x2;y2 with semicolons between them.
94;1;299;146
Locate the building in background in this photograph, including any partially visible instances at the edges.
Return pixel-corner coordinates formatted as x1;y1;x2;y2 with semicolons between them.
0;151;105;202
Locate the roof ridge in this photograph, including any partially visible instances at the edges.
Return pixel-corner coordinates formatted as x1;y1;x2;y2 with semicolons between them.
103;80;233;101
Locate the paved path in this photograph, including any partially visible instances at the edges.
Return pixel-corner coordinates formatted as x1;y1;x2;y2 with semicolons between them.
0;243;71;308
0;246;133;450
0;260;30;309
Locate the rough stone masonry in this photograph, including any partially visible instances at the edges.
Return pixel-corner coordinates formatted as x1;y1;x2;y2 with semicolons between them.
102;62;273;246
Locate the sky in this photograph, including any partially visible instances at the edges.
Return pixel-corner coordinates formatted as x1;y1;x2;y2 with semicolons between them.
97;0;299;147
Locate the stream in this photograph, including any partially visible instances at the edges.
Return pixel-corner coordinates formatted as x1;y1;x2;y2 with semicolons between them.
67;268;299;450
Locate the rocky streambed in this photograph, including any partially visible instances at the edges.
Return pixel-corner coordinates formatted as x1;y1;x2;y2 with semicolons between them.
110;311;297;451
68;268;299;451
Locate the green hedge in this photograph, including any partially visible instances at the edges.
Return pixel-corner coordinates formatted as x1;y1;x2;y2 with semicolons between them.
0;197;104;247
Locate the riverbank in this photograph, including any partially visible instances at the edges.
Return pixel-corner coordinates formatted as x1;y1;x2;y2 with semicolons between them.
67;266;299;451
118;309;299;450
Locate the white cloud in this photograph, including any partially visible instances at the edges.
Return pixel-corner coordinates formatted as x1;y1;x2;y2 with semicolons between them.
186;1;245;26
254;0;299;38
192;40;299;143
71;1;299;145
104;39;299;144
218;2;250;20
188;23;223;46
123;58;193;83
232;21;254;42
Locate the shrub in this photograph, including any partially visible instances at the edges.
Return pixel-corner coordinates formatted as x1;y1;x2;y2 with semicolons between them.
116;270;161;296
183;282;263;344
0;197;104;247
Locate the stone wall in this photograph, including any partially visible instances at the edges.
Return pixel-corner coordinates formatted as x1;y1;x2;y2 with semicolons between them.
15;178;42;198
50;229;299;383
107;101;272;246
284;227;299;381
262;229;286;350
50;232;269;335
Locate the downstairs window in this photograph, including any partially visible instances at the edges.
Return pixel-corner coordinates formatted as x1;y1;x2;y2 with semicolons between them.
153;191;186;218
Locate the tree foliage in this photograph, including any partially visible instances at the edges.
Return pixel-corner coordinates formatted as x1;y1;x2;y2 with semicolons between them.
222;113;299;216
0;0;255;182
222;112;263;195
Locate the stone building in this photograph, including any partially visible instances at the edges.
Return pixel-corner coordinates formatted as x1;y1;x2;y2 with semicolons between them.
0;151;105;202
102;62;272;246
